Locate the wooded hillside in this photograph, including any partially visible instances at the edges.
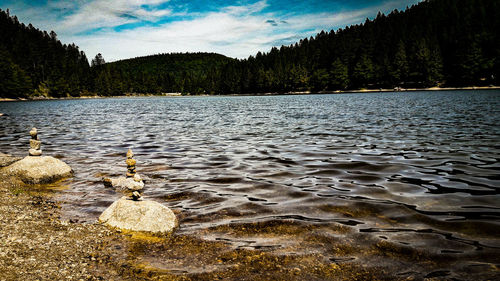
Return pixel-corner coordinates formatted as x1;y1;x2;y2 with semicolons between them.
1;0;498;97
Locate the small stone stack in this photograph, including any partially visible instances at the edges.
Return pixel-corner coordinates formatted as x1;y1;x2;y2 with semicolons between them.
103;149;145;200
29;128;42;156
126;149;136;177
125;149;143;200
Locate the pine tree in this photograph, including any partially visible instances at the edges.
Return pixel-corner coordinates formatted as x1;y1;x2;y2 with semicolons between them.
390;41;409;84
330;59;349;89
91;53;105;67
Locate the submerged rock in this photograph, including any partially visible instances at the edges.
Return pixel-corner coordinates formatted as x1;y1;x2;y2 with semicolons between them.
1;156;73;184
99;197;177;233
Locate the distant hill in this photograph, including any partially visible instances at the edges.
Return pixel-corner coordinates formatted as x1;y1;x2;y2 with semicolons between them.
93;53;234;95
1;0;499;98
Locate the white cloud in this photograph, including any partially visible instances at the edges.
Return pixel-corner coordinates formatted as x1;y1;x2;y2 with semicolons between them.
59;0;171;33
73;0;376;61
4;0;423;61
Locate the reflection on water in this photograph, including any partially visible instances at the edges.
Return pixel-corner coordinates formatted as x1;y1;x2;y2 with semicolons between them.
1;90;499;278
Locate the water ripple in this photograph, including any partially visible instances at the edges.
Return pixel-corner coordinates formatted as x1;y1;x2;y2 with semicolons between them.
1;90;499;277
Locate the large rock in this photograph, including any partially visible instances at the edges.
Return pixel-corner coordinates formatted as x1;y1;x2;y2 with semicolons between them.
99;197;177;233
1;156;73;184
0;152;21;167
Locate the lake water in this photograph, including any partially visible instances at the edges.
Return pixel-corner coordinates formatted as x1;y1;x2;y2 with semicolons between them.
1;90;499;279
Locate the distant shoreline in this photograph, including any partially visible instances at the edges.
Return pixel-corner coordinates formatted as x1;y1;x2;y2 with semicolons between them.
1;86;499;102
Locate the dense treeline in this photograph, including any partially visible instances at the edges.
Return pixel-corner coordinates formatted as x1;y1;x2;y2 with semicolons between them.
99;0;499;94
0;9;90;98
1;0;499;98
216;0;499;93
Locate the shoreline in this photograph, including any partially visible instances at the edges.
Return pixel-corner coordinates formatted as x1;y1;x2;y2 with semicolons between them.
1;86;499;102
0;170;385;280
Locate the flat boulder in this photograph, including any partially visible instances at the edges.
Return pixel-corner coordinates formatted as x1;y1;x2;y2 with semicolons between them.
99;197;177;234
1;156;73;184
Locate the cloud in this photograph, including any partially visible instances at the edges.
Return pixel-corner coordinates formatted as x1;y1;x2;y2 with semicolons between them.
2;0;423;61
59;0;171;33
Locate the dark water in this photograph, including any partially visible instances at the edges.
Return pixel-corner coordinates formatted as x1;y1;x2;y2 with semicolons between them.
1;90;499;278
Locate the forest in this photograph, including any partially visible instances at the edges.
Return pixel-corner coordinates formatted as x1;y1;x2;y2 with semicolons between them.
0;0;499;98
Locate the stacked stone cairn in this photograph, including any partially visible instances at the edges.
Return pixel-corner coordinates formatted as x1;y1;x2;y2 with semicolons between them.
29;128;42;156
103;149;144;201
2;128;73;184
126;149;143;200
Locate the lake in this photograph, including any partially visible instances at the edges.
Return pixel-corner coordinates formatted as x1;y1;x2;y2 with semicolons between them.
1;90;499;279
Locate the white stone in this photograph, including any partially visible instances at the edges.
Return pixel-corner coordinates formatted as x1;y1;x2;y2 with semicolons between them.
99;197;177;233
1;156;73;184
109;176;144;191
29;148;42;156
133;173;142;182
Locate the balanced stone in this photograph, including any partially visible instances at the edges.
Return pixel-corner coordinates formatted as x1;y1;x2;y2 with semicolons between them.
105;176;144;192
28;149;42;156
30;128;38;139
126;158;136;167
132;191;141;201
30;139;41;150
126;148;134;159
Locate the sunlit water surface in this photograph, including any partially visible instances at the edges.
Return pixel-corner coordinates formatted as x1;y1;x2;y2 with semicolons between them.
1;90;499;278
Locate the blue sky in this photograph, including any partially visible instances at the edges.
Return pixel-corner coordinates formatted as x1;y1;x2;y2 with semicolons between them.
0;0;421;62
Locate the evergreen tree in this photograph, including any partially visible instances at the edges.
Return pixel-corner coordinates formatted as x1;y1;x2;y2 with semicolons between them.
390;41;409;84
353;54;375;88
330;59;349;89
91;53;105;67
1;0;499;98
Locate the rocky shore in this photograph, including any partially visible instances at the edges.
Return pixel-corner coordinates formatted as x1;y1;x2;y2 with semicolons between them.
1;86;499;102
0;168;391;281
0;174;127;280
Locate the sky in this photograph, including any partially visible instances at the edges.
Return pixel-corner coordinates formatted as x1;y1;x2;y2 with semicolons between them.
0;0;422;62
